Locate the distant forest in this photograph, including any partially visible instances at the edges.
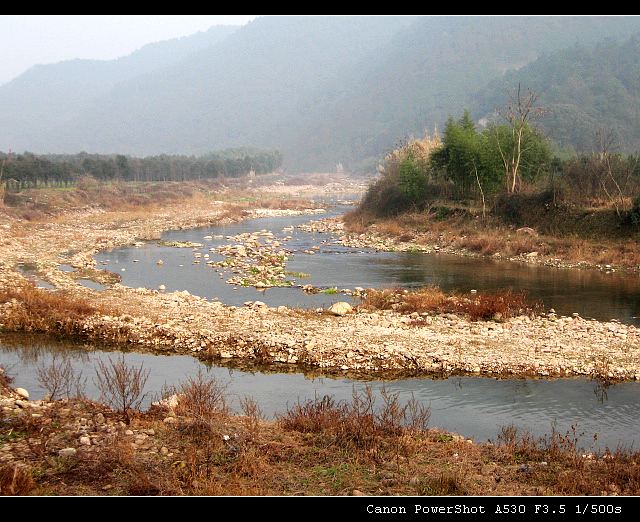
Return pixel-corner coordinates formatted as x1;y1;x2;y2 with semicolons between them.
5;16;640;171
0;149;283;189
475;36;640;154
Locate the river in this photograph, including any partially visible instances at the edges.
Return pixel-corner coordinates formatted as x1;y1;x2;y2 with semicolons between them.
4;201;640;450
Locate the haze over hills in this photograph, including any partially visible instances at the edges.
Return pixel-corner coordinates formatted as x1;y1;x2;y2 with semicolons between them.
3;16;640;171
473;35;640;154
0;25;238;153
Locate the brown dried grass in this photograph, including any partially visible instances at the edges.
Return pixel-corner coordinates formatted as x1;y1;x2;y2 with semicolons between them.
0;464;35;496
0;281;106;335
361;286;542;321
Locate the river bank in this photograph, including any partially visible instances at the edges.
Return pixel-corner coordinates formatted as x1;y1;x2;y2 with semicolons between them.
0;181;639;382
1;373;638;496
308;214;640;274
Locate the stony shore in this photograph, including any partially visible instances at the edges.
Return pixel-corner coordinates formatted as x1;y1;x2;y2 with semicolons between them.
0;187;639;381
4;374;636;496
299;218;631;273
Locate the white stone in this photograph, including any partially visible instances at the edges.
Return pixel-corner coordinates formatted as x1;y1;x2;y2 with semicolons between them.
58;447;77;458
328;302;353;316
79;436;91;446
15;388;29;399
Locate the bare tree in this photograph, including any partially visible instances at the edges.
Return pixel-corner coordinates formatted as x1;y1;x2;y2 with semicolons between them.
94;354;149;423
36;356;86;401
495;84;546;193
594;128;627;217
0;158;6;206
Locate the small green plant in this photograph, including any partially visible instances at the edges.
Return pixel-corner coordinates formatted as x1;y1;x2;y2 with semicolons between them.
285;271;310;279
320;287;338;295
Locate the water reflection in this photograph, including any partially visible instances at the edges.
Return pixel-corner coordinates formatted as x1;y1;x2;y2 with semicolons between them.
94;206;640;324
1;335;638;451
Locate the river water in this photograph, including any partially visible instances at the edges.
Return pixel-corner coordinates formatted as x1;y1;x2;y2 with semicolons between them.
4;202;640;450
1;335;638;451
94;205;640;324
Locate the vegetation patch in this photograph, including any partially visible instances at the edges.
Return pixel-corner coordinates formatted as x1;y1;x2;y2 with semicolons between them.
361;286;542;321
0;281;109;336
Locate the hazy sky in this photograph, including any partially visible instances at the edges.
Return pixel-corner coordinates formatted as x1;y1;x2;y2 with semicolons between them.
0;15;258;86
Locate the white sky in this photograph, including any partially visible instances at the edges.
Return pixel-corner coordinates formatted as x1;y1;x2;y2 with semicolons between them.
0;15;258;86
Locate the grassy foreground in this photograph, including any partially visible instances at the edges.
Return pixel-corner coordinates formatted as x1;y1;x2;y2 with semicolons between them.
1;368;639;496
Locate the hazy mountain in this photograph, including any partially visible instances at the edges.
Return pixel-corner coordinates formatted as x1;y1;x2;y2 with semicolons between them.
37;16;414;157
287;16;640;169
0;25;238;151
4;16;640;171
473;35;640;154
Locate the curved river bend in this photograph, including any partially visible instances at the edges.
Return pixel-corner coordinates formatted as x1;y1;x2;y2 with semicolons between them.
95;205;640;324
5;202;640;451
1;336;638;451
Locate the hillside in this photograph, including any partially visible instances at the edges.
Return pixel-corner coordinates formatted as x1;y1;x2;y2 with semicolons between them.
4;16;640;170
37;16;413;158
474;36;640;153
0;25;238;152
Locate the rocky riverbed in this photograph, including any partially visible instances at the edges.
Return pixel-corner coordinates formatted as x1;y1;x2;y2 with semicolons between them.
299;218;630;274
0;190;639;381
5;371;636;496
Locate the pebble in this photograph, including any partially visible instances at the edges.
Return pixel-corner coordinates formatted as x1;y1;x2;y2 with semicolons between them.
328;302;353;316
58;447;77;458
79;436;91;446
15;388;29;399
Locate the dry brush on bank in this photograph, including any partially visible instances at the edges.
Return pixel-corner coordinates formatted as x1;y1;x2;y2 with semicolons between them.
2;370;640;496
361;287;543;322
0;281;112;336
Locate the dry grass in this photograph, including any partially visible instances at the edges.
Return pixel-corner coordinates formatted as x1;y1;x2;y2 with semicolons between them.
0;281;106;336
1;180;220;221
361;286;542;321
493;425;640;495
0;464;35;496
344;205;640;270
280;387;430;461
3;377;640;496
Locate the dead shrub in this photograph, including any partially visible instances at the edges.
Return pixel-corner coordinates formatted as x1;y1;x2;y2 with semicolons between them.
361;286;542;321
0;464;35;496
94;354;149;424
240;396;263;439
0;281;101;336
0;366;13;389
173;370;228;435
280;387;430;459
36;356;86;400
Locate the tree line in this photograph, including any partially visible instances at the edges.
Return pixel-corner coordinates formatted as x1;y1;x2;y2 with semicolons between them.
0;148;283;190
360;87;640;221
